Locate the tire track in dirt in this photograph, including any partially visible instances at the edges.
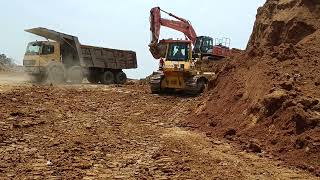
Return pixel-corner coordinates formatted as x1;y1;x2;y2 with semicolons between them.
0;83;317;179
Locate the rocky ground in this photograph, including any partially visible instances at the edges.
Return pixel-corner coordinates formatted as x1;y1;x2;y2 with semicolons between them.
0;72;317;179
1;0;320;179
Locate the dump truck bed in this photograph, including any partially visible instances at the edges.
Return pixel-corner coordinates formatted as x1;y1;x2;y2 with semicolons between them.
25;27;137;70
80;45;137;69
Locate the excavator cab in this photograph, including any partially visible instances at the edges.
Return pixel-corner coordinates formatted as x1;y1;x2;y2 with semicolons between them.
193;36;213;54
194;36;231;60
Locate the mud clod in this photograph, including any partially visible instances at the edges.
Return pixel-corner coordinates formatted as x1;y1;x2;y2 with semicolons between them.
247;142;262;153
262;90;288;116
224;129;237;140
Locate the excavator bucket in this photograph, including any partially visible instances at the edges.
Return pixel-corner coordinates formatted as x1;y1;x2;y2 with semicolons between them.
149;41;167;59
149;7;163;59
150;7;161;45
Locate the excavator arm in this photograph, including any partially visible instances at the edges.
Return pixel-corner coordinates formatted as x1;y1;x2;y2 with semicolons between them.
149;7;197;59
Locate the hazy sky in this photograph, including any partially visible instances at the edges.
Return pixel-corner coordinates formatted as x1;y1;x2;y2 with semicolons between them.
1;0;266;78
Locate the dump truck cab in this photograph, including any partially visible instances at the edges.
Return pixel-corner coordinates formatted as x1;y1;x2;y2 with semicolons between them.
23;41;61;75
23;28;84;83
23;38;80;83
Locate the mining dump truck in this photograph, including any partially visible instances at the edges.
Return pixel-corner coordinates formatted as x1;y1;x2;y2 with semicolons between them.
23;27;137;84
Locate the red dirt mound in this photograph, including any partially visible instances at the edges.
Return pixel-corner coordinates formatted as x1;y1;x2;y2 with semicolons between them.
183;0;320;176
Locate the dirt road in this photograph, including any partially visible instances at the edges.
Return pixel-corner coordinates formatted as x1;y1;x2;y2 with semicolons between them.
0;73;317;179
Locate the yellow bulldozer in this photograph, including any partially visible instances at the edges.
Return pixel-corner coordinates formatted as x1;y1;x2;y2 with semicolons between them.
149;39;216;94
148;7;231;94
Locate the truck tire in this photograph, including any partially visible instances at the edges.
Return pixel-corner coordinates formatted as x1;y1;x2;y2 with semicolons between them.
87;75;100;84
115;71;127;84
30;74;46;84
87;70;100;84
67;66;83;84
47;63;65;84
100;71;114;85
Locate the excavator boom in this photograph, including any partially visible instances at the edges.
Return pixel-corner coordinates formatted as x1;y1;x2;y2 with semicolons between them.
149;7;197;59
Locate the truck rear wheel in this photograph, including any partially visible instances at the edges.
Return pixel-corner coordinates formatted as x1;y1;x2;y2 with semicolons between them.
100;71;114;85
30;74;46;84
47;64;65;84
67;66;83;84
115;71;127;84
87;70;100;84
87;75;100;84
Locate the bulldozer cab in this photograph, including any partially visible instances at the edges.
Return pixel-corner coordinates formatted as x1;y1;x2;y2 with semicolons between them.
163;40;193;73
167;42;190;61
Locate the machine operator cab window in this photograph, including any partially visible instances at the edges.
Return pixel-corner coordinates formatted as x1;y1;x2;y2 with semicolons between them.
25;42;54;55
26;42;42;55
194;36;213;54
42;44;54;55
201;38;213;53
167;43;189;61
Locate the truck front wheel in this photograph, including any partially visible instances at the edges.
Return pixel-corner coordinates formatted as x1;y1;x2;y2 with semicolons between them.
115;71;127;84
100;71;114;85
87;70;100;84
67;66;83;84
47;64;65;84
87;75;100;84
30;74;46;84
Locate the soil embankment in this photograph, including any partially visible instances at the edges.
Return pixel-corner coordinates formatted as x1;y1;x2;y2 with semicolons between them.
184;0;320;176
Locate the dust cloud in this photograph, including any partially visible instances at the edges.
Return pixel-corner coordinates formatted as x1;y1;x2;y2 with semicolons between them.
0;72;30;86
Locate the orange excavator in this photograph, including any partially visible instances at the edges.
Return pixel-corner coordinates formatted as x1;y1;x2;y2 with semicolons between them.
149;7;231;60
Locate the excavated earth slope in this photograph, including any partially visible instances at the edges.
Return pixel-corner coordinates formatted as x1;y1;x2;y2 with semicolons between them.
184;0;320;176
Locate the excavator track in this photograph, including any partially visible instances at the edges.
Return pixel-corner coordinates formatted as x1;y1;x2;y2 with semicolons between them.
150;71;164;94
185;77;206;95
